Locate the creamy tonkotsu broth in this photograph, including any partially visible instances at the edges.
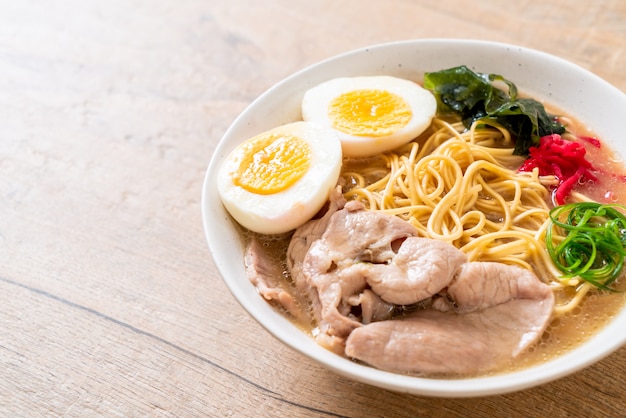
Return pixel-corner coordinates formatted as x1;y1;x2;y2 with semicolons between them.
231;72;626;378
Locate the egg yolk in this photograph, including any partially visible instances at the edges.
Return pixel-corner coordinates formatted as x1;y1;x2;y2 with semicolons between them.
232;132;311;195
328;89;412;137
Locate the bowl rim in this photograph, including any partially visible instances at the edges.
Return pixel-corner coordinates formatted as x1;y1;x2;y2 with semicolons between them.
202;38;626;397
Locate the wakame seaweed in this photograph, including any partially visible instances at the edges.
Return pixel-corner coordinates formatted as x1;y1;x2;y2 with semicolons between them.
423;66;566;155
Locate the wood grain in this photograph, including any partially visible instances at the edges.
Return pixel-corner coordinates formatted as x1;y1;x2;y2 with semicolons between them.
1;0;625;416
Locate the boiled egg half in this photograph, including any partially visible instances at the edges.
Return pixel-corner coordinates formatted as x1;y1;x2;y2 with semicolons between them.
302;75;437;157
217;121;342;235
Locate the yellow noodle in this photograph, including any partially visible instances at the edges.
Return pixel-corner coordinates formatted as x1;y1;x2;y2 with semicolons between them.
340;117;590;315
553;282;593;315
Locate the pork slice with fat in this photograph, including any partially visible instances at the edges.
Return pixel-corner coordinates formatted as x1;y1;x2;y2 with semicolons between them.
446;261;554;315
245;236;306;321
364;237;467;305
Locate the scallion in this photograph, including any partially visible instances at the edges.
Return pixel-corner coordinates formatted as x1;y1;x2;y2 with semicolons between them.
546;202;626;290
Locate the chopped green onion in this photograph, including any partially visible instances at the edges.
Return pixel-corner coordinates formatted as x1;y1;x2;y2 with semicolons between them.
546;202;626;290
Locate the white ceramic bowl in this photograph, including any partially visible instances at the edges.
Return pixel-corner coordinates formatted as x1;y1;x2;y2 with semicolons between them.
202;39;626;397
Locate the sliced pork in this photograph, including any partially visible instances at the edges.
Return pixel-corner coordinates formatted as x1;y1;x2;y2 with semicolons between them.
446;262;554;315
364;237;467;305
245;236;305;321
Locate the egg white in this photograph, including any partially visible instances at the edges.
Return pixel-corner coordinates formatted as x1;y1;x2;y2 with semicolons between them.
217;121;342;235
301;75;437;157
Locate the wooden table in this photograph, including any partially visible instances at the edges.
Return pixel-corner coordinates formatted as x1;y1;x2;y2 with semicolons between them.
2;1;625;416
